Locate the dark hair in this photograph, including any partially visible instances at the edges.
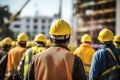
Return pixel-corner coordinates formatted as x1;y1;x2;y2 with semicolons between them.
36;41;46;47
18;41;27;47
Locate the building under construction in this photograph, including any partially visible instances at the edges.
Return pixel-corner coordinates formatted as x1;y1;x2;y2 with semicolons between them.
72;0;120;49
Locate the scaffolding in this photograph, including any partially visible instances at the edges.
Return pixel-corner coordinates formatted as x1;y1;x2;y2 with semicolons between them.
73;0;116;49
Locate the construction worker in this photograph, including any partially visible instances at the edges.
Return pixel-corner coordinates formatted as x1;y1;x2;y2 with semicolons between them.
25;19;87;80
5;33;28;80
113;35;120;50
0;37;12;80
17;33;47;80
89;29;120;80
74;34;95;79
0;37;12;60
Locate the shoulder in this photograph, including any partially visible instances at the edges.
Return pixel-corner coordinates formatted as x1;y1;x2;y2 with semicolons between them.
31;46;37;49
95;48;107;55
74;47;81;53
33;47;75;61
38;47;46;51
9;47;17;51
24;48;32;55
92;48;108;62
12;46;26;50
33;48;50;60
8;47;17;54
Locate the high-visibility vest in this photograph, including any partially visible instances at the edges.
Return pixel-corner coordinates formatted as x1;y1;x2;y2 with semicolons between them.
5;46;27;77
24;46;46;77
74;43;95;76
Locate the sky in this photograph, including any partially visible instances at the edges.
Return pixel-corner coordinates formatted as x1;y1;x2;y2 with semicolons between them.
0;0;73;24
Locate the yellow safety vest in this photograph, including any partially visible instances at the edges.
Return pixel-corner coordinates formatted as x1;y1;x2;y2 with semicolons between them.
24;46;46;76
74;43;95;76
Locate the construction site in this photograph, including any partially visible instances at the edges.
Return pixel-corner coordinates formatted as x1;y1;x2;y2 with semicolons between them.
72;0;120;49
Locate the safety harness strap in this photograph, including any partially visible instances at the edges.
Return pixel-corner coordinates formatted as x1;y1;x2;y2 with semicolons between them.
101;48;120;77
5;69;18;76
101;65;120;76
106;48;118;63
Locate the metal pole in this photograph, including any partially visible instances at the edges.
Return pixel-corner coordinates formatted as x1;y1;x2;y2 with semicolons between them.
58;0;62;19
90;15;94;45
7;0;30;25
116;0;120;35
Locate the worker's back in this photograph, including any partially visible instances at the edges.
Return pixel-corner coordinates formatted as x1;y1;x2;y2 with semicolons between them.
32;46;74;80
5;46;27;77
74;43;95;78
25;19;87;80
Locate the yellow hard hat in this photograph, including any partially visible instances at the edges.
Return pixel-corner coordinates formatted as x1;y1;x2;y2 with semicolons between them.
2;37;12;45
46;39;52;47
113;42;120;49
49;19;71;35
31;41;36;46
113;35;120;49
81;34;92;43
0;41;2;50
17;33;28;42
113;35;120;42
11;41;18;48
34;34;47;43
0;41;2;47
98;28;114;43
26;41;32;48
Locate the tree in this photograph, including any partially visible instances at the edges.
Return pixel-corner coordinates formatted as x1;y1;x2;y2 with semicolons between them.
0;5;15;40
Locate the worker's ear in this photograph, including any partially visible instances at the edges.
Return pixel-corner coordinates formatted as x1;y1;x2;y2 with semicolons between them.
66;37;70;46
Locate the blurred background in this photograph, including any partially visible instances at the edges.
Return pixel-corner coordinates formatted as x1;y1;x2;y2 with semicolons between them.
0;0;120;49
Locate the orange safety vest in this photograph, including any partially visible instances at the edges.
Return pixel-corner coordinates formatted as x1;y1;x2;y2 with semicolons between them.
5;46;27;77
33;47;74;80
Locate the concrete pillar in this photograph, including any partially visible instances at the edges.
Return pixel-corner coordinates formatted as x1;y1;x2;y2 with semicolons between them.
116;0;120;35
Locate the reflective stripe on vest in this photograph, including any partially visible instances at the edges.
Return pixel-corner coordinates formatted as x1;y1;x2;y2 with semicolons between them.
24;47;46;76
84;63;90;76
101;48;120;77
24;48;32;76
84;63;91;67
5;69;17;76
